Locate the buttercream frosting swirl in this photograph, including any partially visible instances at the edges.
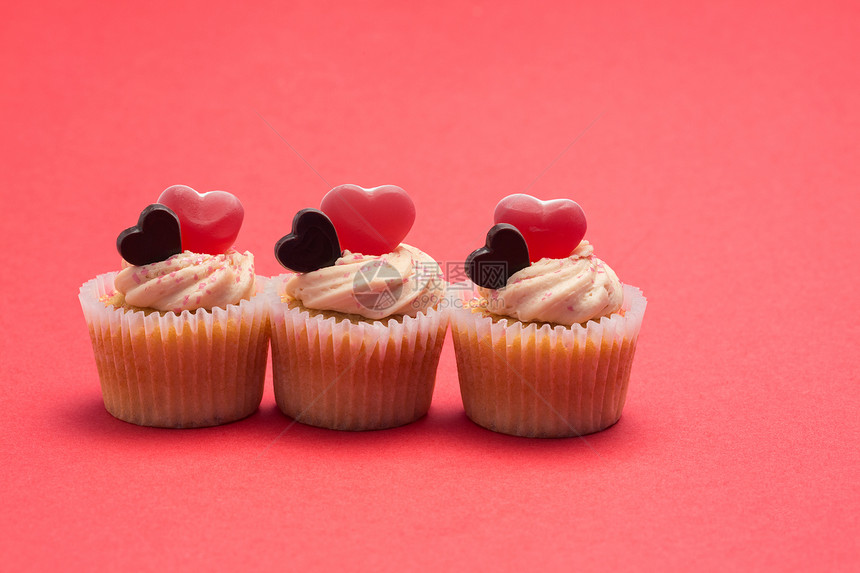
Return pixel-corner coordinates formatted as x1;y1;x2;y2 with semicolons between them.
284;244;446;320
114;250;256;313
478;241;623;326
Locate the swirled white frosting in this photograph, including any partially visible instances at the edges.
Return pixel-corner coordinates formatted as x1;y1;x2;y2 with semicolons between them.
478;241;623;326
284;244;446;319
114;250;256;312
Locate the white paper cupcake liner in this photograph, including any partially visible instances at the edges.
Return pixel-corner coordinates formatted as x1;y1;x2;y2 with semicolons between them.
79;272;270;428
450;283;647;438
266;274;449;431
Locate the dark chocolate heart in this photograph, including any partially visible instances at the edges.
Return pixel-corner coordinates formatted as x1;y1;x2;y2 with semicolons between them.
116;204;183;266
465;224;530;289
275;208;342;273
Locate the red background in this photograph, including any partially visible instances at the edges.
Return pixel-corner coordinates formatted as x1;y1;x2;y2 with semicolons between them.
2;1;858;570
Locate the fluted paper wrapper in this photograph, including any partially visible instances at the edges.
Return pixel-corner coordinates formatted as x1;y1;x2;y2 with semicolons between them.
79;272;270;428
451;284;647;438
266;274;449;431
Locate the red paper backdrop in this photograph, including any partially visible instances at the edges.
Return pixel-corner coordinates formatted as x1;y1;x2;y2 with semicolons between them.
2;1;858;570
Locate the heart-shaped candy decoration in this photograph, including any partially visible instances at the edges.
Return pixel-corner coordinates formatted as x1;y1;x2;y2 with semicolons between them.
275;209;342;273
319;184;415;256
117;204;183;266
157;185;244;255
494;194;587;261
465;224;530;289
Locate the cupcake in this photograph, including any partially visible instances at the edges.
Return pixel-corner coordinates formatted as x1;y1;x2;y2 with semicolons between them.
78;185;269;428
451;194;647;438
268;184;448;430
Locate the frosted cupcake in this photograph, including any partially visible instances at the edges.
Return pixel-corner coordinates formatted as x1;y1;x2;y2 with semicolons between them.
451;194;647;438
78;186;269;428
268;184;448;431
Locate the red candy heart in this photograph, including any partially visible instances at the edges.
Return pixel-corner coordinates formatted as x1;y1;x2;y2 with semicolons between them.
320;184;415;256
494;194;587;261
157;185;244;255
